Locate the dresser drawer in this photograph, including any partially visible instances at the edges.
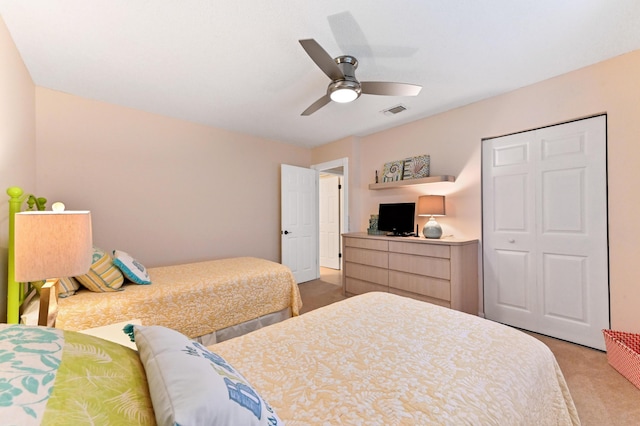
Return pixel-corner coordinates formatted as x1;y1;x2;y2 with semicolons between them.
389;241;450;258
344;237;388;251
345;262;388;286
389;270;450;301
345;277;387;295
389;288;451;309
389;252;450;280
344;247;389;268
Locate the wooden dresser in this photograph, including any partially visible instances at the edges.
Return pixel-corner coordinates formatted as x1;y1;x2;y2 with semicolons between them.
342;233;479;315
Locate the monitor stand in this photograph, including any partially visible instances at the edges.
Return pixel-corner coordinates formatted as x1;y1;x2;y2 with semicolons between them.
385;231;416;237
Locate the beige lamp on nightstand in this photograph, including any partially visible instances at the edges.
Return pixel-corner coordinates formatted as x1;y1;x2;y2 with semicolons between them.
418;195;445;239
14;203;93;326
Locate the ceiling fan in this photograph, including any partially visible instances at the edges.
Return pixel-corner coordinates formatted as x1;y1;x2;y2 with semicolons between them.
299;38;422;116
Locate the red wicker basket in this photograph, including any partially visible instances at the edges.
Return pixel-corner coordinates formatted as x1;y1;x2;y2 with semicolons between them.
602;329;640;389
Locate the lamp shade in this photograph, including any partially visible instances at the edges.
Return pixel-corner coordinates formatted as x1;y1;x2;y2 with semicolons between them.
417;195;446;217
14;211;93;282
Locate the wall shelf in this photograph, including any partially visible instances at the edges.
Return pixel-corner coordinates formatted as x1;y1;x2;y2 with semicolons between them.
368;175;456;190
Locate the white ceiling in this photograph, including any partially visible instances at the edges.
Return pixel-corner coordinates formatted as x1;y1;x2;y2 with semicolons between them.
2;1;640;148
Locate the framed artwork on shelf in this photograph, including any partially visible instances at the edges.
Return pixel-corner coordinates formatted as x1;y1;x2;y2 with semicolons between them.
382;160;404;182
402;154;430;179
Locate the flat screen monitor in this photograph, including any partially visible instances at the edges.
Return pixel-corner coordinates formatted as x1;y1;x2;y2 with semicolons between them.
377;202;415;236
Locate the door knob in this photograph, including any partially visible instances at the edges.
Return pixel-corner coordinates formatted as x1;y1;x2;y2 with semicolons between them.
283;230;291;235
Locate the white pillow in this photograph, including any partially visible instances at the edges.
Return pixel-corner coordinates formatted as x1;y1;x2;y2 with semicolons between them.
20;296;41;326
113;250;151;285
20;293;58;327
131;325;281;426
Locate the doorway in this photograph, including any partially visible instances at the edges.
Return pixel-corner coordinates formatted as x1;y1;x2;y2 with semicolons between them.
319;174;342;270
313;158;349;281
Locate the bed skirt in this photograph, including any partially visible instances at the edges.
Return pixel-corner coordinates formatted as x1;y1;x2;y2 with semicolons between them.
193;307;291;346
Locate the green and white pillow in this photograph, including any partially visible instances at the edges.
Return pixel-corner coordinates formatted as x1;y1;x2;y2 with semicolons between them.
75;247;124;292
113;250;151;285
0;324;155;425
131;325;282;426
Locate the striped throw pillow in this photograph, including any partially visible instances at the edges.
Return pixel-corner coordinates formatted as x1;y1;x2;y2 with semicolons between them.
76;247;124;292
58;276;81;298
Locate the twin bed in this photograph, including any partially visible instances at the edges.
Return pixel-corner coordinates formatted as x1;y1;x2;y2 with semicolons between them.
6;187;301;344
55;256;301;344
4;187;581;424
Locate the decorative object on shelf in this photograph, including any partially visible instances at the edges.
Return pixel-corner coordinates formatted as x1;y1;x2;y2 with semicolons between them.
375;170;379;183
367;214;385;235
382;160;404;182
402;154;430;180
418;195;445;239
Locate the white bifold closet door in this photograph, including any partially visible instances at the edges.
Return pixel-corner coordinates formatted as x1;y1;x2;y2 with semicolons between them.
482;115;609;350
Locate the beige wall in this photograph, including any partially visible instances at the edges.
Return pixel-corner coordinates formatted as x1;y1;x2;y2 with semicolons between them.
318;50;640;333
0;16;36;321
311;136;362;233
34;88;311;268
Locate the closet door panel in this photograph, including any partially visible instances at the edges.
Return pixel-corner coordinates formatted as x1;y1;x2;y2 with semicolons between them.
483;115;609;350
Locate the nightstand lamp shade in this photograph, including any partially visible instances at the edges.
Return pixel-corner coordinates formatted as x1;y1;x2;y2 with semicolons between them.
418;195;445;239
14;209;93;282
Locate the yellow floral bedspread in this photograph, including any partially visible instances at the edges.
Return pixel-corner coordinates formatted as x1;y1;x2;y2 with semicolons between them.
57;257;301;339
212;292;581;425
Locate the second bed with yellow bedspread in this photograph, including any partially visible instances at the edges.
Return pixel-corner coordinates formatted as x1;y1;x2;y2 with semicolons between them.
56;256;301;341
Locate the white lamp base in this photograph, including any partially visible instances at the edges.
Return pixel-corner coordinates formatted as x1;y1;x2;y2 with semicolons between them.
423;216;442;239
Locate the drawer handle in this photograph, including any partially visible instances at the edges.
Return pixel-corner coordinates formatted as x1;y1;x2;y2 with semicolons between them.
508;239;515;243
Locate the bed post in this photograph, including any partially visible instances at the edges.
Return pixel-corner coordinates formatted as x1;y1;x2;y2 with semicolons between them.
7;187;24;324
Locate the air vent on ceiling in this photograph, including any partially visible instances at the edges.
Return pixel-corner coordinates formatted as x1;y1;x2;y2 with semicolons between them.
382;104;407;116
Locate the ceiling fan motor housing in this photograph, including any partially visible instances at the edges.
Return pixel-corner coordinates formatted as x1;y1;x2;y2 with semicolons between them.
328;55;361;102
335;55;358;78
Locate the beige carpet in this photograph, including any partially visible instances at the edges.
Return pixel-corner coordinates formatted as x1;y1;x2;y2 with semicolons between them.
298;269;640;425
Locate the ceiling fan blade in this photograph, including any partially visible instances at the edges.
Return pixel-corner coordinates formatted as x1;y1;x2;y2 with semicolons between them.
299;39;344;81
328;11;374;59
328;11;418;59
361;81;422;97
301;94;331;116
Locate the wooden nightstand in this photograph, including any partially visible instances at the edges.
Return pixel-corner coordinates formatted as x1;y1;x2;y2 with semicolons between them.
79;319;142;350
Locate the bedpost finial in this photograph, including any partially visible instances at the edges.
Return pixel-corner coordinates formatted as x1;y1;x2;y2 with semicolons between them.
7;187;23;199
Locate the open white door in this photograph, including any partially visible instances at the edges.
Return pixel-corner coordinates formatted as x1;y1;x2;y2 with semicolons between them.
281;164;319;283
319;175;341;269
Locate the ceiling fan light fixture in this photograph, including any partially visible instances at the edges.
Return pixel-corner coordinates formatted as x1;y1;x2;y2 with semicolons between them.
330;88;358;103
328;80;361;103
